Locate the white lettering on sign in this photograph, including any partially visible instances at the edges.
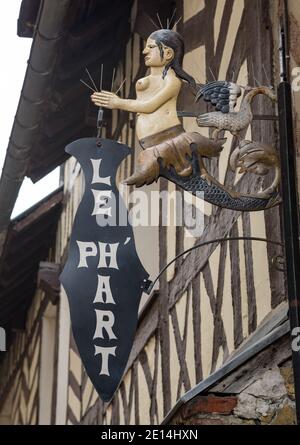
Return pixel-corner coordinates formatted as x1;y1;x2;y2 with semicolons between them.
94;345;116;376
77;241;119;269
91;190;112;216
77;241;97;267
75;157;128;377
94;309;117;340
91;159;111;185
93;275;115;304
97;242;119;269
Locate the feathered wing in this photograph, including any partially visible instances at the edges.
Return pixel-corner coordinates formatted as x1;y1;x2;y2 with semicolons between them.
196;81;242;113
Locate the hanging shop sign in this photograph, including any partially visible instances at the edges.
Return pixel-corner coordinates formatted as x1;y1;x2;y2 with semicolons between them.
60;138;149;402
61;22;281;402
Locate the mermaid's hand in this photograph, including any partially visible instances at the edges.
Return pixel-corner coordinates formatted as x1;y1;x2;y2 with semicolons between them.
91;91;121;110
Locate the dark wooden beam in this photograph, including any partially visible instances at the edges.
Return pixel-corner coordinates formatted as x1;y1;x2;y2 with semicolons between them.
13;190;63;233
38;262;61;305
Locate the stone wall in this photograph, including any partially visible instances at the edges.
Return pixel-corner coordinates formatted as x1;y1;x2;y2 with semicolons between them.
170;335;296;425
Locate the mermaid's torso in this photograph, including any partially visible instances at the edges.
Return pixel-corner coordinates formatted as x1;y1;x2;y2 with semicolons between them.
135;74;181;139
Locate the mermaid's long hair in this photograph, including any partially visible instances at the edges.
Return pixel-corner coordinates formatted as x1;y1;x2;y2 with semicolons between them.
150;29;197;93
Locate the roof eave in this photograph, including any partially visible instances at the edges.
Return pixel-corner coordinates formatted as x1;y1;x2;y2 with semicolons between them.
0;0;72;235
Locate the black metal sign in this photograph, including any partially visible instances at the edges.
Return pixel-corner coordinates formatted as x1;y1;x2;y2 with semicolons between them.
60;138;149;402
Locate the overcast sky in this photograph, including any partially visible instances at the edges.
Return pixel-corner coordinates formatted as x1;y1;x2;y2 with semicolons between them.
0;0;59;218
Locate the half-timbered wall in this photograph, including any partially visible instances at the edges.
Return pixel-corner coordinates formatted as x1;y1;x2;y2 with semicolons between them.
0;0;292;426
56;0;286;425
0;290;56;425
284;0;300;195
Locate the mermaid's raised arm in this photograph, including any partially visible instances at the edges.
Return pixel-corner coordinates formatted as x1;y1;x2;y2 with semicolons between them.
91;75;181;114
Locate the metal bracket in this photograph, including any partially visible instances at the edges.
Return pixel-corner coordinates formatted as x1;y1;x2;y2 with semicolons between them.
144;237;284;295
141;278;153;293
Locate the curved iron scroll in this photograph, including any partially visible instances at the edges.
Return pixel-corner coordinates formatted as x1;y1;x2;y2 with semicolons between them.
143;237;284;295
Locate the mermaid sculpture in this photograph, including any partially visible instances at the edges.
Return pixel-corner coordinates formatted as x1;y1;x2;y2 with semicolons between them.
91;29;280;212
